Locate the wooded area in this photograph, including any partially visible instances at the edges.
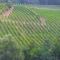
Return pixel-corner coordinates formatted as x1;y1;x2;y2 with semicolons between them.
0;0;60;5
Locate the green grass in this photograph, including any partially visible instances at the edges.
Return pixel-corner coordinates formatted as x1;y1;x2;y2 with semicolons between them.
0;4;60;50
0;4;7;14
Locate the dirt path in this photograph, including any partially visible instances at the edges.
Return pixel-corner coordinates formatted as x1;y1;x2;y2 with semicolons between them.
2;6;14;18
39;16;46;28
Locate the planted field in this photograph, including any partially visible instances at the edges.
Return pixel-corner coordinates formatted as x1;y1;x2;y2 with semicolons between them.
0;4;60;51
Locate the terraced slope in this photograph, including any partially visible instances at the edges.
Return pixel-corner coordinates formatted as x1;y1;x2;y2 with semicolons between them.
0;5;60;51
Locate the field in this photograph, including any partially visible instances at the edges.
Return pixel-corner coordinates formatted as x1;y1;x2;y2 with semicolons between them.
0;4;60;54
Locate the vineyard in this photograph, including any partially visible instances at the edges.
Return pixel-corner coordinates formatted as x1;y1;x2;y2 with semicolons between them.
0;4;60;60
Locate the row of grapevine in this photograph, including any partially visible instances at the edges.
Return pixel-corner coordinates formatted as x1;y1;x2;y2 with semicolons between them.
0;5;60;52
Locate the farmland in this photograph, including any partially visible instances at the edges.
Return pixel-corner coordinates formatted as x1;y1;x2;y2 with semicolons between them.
0;4;60;60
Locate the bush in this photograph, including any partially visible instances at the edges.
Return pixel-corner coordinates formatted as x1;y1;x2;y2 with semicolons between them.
23;39;60;60
0;35;60;60
0;35;24;60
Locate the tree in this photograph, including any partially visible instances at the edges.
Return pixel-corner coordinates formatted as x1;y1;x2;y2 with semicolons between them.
52;36;60;60
0;35;24;60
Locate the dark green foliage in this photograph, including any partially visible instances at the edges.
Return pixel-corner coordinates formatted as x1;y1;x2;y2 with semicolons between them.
52;37;60;60
6;3;12;8
0;36;24;60
23;39;60;60
0;36;59;60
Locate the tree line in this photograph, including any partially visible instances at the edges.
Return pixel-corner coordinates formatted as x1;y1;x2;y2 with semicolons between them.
0;0;60;5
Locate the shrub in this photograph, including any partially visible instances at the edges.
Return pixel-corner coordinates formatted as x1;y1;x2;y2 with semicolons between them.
0;35;24;60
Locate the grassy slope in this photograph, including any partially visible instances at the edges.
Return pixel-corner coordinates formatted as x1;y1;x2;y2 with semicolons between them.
0;4;7;14
0;5;60;50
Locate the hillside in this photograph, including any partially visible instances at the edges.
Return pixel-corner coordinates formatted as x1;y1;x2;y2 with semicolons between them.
0;4;60;60
0;4;60;47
